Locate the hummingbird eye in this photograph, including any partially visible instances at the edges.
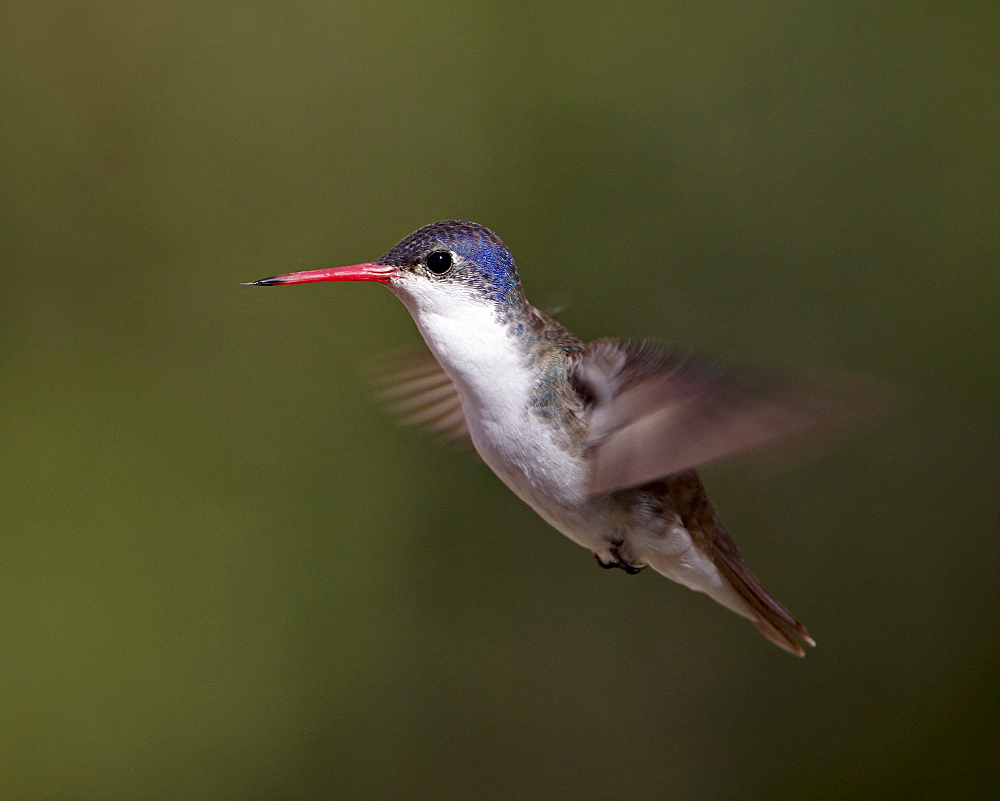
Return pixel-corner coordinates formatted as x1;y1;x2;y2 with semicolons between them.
425;251;453;275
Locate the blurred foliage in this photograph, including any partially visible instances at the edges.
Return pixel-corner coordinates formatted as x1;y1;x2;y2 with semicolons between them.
0;2;997;799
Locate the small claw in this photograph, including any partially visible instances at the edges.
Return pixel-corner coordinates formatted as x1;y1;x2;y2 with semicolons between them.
596;540;646;574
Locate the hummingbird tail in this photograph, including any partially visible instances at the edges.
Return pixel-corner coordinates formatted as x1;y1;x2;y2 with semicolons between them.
753;613;815;657
653;471;816;656
694;520;815;657
726;569;816;657
712;538;817;656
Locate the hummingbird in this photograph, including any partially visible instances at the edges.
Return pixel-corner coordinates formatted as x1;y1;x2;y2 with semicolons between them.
247;220;856;656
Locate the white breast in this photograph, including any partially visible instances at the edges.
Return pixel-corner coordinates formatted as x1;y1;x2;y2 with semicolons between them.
390;278;590;528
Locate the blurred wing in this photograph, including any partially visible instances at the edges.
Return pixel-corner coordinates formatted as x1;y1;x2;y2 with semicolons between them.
575;339;872;496
374;347;472;446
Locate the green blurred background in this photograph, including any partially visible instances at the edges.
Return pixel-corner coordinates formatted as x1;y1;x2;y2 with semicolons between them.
1;2;997;799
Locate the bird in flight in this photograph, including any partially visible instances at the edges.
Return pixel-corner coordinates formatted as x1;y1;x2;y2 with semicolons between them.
247;220;866;655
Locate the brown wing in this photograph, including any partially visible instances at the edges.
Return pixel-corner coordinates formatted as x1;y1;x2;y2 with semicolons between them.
374;347;472;446
574;339;873;496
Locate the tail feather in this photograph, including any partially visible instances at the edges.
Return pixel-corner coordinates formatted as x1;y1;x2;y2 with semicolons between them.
657;471;816;656
717;550;815;657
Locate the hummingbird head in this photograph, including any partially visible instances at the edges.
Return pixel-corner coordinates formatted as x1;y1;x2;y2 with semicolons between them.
375;221;522;305
245;221;526;315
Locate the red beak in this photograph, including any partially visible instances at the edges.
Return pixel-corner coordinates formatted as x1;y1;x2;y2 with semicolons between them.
244;263;399;286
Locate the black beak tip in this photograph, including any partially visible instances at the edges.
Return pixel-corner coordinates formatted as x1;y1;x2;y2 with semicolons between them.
242;276;283;286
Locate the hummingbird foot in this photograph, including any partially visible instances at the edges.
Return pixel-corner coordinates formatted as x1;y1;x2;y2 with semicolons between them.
594;539;646;575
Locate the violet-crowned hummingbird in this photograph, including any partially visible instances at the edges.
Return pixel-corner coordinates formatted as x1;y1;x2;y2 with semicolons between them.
247;220;860;656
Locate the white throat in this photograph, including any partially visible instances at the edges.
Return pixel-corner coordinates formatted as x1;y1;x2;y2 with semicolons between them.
388;277;588;515
389;278;528;425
